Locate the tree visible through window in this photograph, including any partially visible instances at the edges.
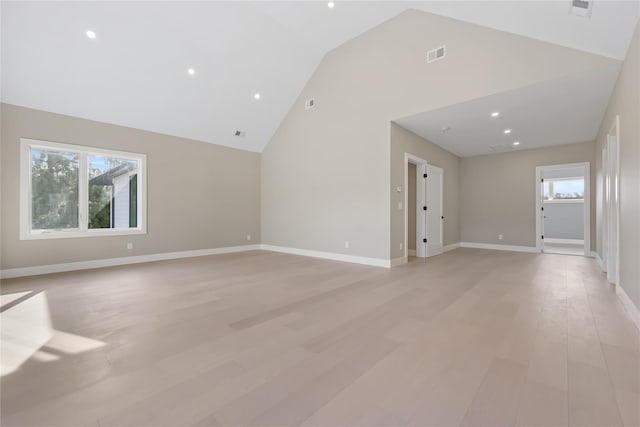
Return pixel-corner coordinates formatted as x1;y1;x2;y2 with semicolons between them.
21;139;146;239
31;149;79;230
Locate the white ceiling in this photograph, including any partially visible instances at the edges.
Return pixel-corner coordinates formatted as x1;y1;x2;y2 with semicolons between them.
2;1;638;153
394;63;621;157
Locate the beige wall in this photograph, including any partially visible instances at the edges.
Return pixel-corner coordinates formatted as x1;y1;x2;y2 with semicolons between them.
261;9;618;261
407;163;416;251
460;141;596;249
1;104;261;270
595;22;640;310
391;123;460;258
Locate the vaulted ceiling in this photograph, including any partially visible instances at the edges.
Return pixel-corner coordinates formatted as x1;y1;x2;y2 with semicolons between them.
2;1;639;153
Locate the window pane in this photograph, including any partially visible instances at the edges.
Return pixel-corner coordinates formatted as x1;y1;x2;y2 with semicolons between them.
543;182;550;200
88;155;139;229
31;149;79;230
553;179;584;199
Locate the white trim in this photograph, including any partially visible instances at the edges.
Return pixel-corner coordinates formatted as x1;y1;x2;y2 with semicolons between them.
616;284;640;332
544;238;584;245
444;242;461;252
391;257;408;267
542;199;585;204
536;162;590;257
259;245;391;268
0;245;261;279
408;249;416;256
460;242;538;253
404;153;428;259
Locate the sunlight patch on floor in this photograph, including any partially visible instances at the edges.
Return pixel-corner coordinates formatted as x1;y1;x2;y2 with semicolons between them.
1;291;105;376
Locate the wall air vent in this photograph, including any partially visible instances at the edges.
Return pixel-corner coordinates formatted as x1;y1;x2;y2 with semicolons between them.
305;98;316;110
570;0;593;17
427;45;446;63
234;130;246;137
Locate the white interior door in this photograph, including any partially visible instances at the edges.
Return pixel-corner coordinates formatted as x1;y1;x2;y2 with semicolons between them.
426;164;443;257
416;163;427;258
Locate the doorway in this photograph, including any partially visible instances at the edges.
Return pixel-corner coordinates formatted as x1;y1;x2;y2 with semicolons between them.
535;163;590;256
404;153;444;259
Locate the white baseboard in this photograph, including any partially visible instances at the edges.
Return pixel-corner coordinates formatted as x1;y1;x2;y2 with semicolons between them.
460;242;539;253
259;244;391;268
444;243;461;252
616;284;640;332
0;245;261;279
408;249;416;256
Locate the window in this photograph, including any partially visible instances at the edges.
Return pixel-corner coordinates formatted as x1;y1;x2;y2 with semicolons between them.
20;139;146;239
543;177;584;201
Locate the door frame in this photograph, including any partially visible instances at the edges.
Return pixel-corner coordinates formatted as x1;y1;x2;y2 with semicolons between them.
535;162;591;256
603;115;620;284
404;153;427;258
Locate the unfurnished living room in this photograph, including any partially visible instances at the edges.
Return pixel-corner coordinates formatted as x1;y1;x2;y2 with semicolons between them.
1;1;639;426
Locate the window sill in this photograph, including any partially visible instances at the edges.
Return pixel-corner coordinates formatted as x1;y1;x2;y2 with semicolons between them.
543;199;585;204
20;228;147;240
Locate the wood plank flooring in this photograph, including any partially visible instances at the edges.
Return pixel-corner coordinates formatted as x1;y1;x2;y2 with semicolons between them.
1;248;639;426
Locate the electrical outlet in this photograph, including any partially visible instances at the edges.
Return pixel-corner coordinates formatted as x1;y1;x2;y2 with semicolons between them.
345;241;350;249
498;234;503;241
400;243;403;250
246;234;251;241
127;242;133;250
398;202;403;210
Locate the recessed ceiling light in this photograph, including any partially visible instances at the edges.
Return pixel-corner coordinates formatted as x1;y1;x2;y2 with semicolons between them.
491;112;500;117
187;68;196;76
86;30;96;39
254;93;261;100
328;2;335;8
504;129;512;134
512;141;520;146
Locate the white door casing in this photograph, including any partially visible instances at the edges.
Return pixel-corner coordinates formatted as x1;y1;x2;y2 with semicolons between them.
604;115;620;284
404;153;427;258
535;162;591;256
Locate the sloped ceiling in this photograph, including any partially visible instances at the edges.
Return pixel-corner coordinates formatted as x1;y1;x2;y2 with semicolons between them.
394;63;622;157
2;1;638;153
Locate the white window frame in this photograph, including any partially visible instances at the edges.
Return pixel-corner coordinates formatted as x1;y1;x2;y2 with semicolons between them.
542;176;585;202
20;138;147;240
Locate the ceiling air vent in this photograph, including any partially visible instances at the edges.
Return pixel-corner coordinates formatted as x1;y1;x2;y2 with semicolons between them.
489;144;509;152
490;143;519;152
305;98;316;110
427;45;446;63
570;0;593;17
234;130;246;137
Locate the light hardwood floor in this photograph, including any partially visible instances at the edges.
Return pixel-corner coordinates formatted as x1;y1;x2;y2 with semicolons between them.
1;248;639;427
